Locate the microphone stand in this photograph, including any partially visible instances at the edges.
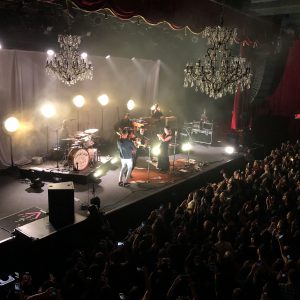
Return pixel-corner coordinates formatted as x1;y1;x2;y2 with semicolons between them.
172;130;178;172
147;146;151;183
55;129;59;169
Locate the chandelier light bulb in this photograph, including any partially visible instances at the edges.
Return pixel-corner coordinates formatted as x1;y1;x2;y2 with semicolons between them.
4;117;20;133
97;94;109;106
41;103;56;118
81;52;88;59
105;55;110;59
73;95;85;108
47;49;54;56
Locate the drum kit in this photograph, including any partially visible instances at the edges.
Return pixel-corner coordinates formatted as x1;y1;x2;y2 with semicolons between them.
60;128;99;171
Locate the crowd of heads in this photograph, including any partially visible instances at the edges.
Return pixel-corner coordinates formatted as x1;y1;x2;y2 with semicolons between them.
4;140;300;299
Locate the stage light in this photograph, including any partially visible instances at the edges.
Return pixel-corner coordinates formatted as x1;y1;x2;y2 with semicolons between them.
152;144;161;156
90;196;101;210
41;103;56;118
97;94;109;106
127;99;135;111
182;142;192;152
93;169;103;178
81;52;88;59
105;55;110;59
72;95;85;108
225;146;235;155
4;117;20;133
0;43;2;50
47;49;54;56
110;157;119;164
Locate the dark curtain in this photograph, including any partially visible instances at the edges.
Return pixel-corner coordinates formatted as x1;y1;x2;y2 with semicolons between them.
268;39;300;139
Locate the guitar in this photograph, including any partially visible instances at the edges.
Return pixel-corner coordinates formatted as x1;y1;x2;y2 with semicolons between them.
134;137;149;148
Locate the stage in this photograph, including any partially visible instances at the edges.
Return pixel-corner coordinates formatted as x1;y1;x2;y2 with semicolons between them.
0;143;255;245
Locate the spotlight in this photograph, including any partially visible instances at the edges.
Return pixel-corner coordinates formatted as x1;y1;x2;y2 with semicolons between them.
41;102;56;118
97;94;109;106
105;55;110;59
72;95;85;108
127;99;135;111
110;157;119;164
181;142;192;152
93;169;103;178
152;145;161;156
30;178;44;189
225;146;235;155
90;196;101;210
0;44;2;49
4;117;20;133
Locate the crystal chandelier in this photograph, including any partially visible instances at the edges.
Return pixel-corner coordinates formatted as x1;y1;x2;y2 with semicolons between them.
46;34;93;86
184;26;252;99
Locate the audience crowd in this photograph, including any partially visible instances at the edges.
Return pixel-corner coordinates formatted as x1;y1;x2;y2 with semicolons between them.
2;140;300;300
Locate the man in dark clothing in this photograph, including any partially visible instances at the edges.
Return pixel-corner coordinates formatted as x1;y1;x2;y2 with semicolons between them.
117;129;136;187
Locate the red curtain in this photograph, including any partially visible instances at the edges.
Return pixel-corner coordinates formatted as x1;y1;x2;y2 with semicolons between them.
268;40;300;117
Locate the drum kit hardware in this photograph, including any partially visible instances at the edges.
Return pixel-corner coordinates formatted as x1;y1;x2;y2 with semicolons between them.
56;128;100;171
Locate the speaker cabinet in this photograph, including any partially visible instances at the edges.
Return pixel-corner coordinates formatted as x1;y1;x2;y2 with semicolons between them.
192;131;213;145
48;181;74;228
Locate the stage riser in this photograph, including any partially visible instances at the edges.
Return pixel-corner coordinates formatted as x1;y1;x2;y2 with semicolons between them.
19;168;92;184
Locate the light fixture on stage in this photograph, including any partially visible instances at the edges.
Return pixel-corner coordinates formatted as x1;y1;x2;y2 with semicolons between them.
97;94;109;137
90;196;101;210
225;146;235;155
152;144;161;157
110;157;119;164
73;95;85;131
93;169;103;178
3;116;20;167
41;102;56;155
45;35;93;86
127;99;135;111
182;142;192;166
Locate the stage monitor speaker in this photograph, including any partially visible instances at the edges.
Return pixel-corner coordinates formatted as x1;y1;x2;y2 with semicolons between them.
48;181;74;228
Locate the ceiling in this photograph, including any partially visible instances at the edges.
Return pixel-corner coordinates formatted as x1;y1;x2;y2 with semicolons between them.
0;0;298;59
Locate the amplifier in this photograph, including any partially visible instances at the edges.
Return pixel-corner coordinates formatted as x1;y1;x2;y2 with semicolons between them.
192;130;213;145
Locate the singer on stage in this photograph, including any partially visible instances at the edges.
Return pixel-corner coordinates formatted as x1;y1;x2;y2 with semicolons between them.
157;126;172;172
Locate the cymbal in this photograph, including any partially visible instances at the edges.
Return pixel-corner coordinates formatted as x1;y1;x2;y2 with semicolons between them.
61;138;75;141
84;128;98;134
75;131;88;138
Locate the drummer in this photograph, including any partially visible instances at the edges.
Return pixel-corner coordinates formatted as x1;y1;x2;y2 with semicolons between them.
58;120;70;150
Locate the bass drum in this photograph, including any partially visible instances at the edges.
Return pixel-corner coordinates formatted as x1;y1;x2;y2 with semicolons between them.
68;148;89;171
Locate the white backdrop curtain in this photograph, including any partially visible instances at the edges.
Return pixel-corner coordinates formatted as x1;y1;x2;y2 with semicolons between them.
0;49;160;168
